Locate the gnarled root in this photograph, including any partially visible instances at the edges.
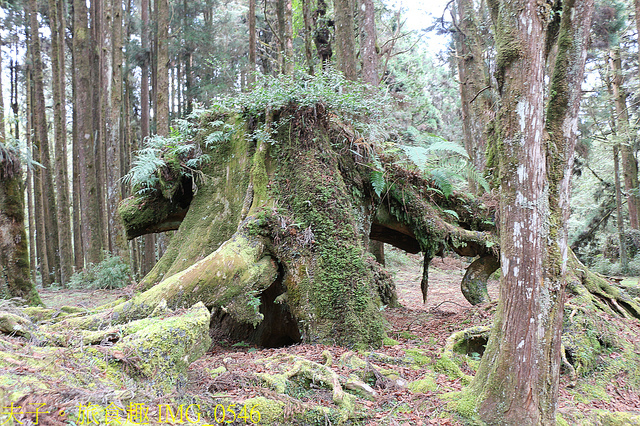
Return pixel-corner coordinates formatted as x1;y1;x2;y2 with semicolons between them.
460;255;499;305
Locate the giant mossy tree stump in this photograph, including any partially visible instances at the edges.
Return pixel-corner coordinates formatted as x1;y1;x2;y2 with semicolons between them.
117;103;498;348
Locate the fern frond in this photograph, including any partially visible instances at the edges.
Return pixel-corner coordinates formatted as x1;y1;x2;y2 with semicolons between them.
371;170;386;197
424;140;470;159
428;168;455;198
397;144;429;171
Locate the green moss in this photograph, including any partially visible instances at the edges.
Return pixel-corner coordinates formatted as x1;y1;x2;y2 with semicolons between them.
234;397;285;425
111;302;211;393
408;374;438;393
404;348;431;367
434;355;472;385
570;381;610;404
137;114;252;290
441;389;480;423
383;336;400;346
399;331;421;340
556;413;570;426
23;306;56;322
593;410;640;425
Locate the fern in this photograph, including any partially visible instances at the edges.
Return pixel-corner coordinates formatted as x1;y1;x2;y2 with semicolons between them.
424;140;470;159
428;168;455;198
371;170;386;197
395;135;488;196
442;209;460;220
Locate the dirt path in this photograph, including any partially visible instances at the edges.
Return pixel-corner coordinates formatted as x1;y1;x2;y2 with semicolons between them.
385;246;499;313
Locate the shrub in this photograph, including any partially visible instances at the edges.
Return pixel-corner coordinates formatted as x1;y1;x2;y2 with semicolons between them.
69;253;131;290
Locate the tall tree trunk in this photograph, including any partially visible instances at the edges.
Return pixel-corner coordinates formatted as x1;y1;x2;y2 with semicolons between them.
28;0;61;285
48;0;73;285
0;150;42;306
284;0;294;74
70;22;85;271
470;1;594;424
614;144;629;270
74;0;104;265
276;0;285;73
334;0;357;80
156;0;170;137
609;46;639;230
107;0;127;259
302;0;314;75
0;36;4;141
24;53;38;282
249;0;257;83
95;0;110;252
27;60;49;286
453;0;494;194
140;0;156;275
359;0;378;86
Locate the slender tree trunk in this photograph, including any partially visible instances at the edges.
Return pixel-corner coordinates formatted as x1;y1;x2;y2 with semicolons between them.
470;1;594;424
140;0;156;275
249;0;257;83
614;144;629;270
10;58;18;141
27;61;49;286
359;0;378;86
107;0;127;259
24;54;37;282
0;37;5;140
95;0;110;252
284;0;294;74
453;0;494;194
74;0;104;265
609;46;639;230
334;0;357;80
276;0;285;73
70;19;85;271
28;0;61;285
156;0;170;137
26;135;37;281
48;0;73;285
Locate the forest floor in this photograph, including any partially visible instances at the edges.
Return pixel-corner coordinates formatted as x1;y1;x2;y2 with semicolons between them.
31;247;640;425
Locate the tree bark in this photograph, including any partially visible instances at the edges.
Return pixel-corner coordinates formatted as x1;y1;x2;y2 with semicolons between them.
284;0;294;74
106;0;127;259
28;0;61;285
609;46;639;230
614;144;628;270
453;0;494;193
359;0;378;86
74;0;104;265
93;0;110;252
334;0;357;80
70;34;85;271
302;0;314;75
156;0;170;137
471;0;594;424
0;35;4;141
0;149;42;306
25;56;42;282
48;0;73;285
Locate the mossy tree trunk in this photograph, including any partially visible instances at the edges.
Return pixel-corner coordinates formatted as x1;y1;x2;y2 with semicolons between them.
470;1;594;425
116;105;497;348
0;150;42;306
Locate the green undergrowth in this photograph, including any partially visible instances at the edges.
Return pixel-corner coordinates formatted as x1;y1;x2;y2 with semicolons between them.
68;252;131;289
